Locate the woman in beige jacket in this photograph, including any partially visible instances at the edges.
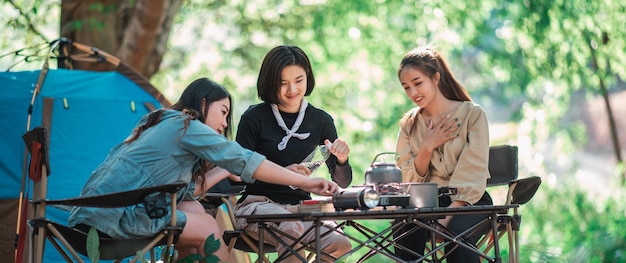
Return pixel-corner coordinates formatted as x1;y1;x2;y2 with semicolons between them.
393;44;493;262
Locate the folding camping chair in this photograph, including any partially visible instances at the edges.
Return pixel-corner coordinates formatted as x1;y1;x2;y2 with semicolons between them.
478;145;542;263
23;127;186;263
203;193;278;263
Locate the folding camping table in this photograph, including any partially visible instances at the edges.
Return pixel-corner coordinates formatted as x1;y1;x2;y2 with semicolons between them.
238;204;518;263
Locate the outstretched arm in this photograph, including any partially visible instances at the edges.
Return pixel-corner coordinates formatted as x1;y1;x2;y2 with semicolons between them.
253;160;338;196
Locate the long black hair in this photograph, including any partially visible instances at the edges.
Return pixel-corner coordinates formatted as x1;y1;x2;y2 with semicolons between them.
125;78;233;195
126;77;233;143
171;78;234;139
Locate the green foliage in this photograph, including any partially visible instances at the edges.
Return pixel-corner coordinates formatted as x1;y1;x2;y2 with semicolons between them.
86;227;100;263
135;250;147;262
85;229;221;262
521;181;626;262
176;234;221;263
3;1;626;262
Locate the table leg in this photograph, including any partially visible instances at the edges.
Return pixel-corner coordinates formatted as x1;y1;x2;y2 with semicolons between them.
429;219;441;263
357;220;422;262
259;221;327;262
315;219;321;263
415;218;495;262
258;222;265;263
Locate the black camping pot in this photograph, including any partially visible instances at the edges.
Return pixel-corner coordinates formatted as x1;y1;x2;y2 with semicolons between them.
365;152;402;186
403;182;439;208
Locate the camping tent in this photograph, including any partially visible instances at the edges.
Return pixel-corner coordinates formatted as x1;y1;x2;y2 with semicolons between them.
0;39;171;262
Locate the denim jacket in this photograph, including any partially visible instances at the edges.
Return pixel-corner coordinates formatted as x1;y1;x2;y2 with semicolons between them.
68;109;265;238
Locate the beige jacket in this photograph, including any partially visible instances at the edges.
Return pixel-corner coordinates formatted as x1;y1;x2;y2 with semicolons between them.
395;101;490;204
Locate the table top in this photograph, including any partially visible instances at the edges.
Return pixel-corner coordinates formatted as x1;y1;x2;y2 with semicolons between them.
238;204;518;222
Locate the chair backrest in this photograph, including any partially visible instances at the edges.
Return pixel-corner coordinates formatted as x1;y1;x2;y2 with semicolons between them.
487;145;518;186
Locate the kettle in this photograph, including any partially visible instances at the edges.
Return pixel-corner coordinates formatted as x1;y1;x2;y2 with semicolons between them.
364;152;402;186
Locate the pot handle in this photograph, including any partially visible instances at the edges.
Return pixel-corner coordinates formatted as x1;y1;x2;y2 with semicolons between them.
438;187;458;197
370;152;400;166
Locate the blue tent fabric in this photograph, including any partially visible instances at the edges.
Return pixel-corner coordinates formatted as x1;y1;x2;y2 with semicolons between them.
0;68;168;262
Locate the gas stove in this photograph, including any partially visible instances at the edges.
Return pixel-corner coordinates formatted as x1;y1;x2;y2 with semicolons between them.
377;194;411;208
371;183;411;208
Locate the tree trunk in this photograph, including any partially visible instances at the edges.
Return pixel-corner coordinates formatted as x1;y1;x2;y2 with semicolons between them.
60;0;182;78
587;32;625;184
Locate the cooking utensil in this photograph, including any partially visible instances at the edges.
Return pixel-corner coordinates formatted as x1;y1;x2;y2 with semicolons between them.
403;182;439;208
364;152;402;186
401;183;458;208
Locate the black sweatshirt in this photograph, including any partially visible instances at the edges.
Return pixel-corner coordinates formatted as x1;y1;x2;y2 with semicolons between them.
236;102;352;205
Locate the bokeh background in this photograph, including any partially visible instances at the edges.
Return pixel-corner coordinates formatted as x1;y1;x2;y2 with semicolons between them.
2;0;625;262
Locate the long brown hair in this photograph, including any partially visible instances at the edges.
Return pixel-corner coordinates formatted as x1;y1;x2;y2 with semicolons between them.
399;44;471;135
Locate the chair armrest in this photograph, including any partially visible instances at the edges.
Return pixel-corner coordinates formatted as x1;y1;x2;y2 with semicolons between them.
32;182;187;208
202;192;232;208
510;176;541;205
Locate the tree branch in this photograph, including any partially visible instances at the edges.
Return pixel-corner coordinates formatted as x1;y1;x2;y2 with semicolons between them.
7;0;50;43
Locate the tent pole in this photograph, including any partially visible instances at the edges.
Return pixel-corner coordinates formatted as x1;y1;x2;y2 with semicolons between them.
15;39;59;263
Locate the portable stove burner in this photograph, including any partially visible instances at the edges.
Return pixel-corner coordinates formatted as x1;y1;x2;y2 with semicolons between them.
374;183;403;195
374;183;410;208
